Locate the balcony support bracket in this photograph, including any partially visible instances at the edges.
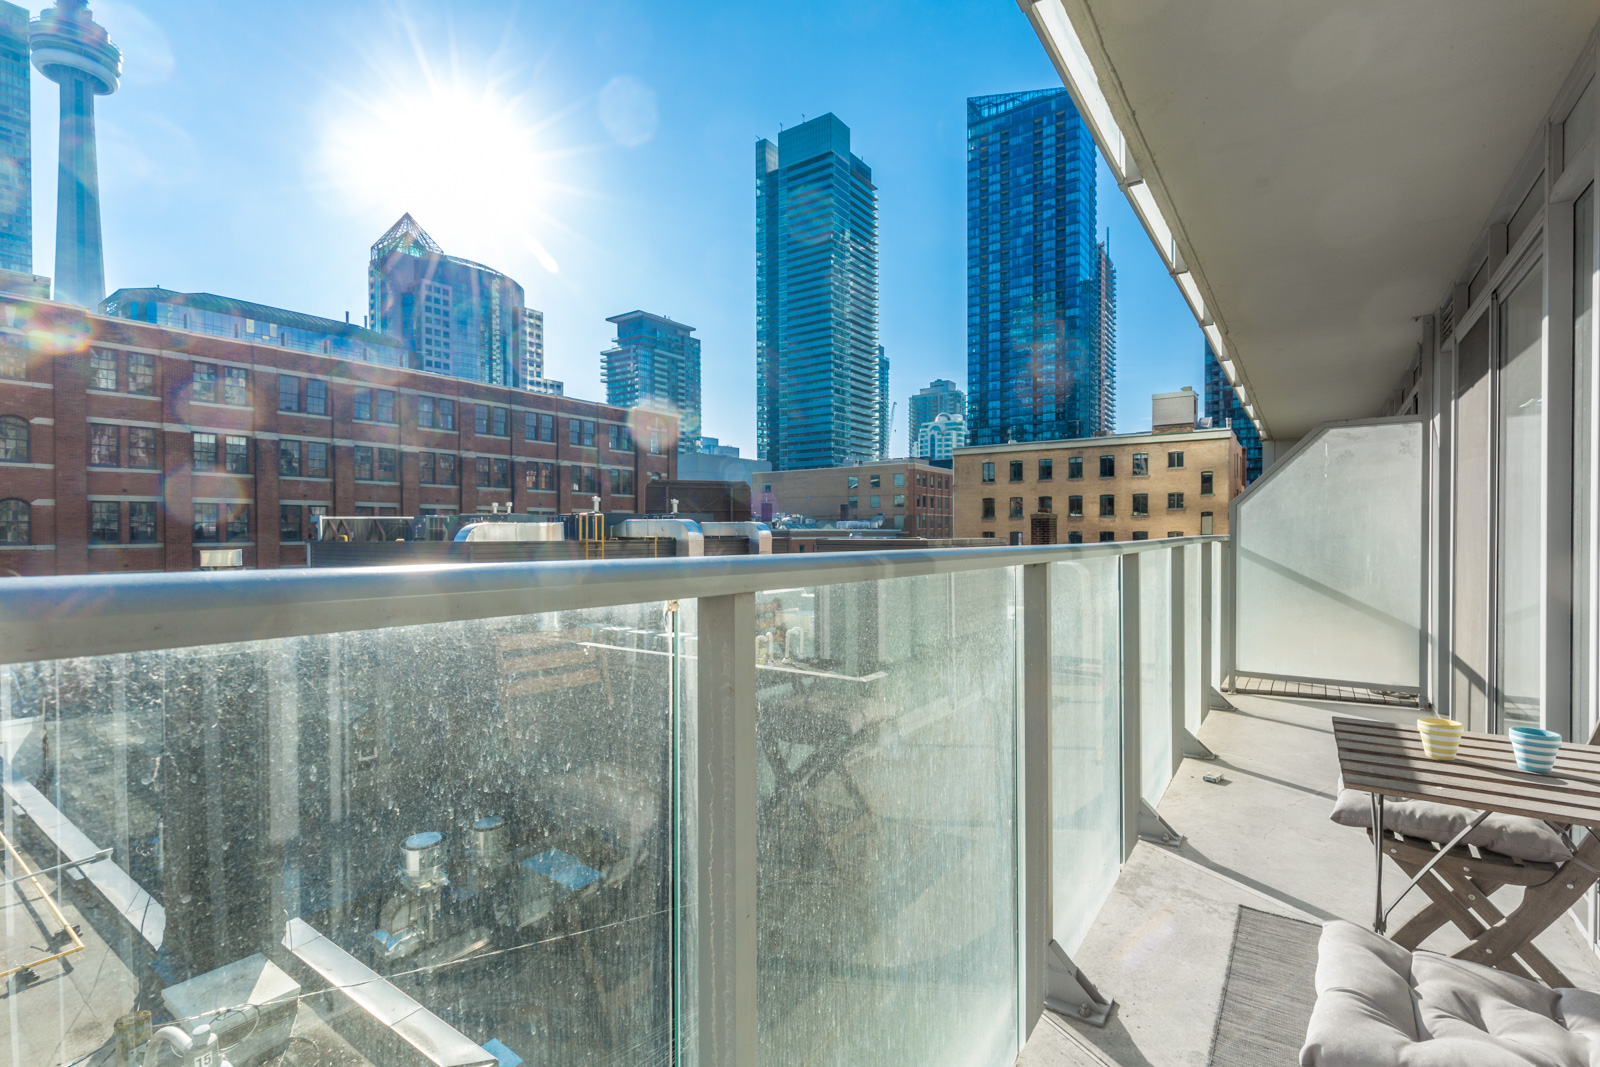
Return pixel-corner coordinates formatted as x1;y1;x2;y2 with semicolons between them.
1137;799;1185;847
1182;729;1217;761
1044;939;1114;1027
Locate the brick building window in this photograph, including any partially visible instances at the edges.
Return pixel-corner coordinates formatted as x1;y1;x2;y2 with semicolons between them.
376;448;398;482
280;505;303;543
195;502;248;542
90;501;120;543
1067;457;1083;479
493;407;509;437
608;425;633;451
354;445;374;480
476;405;492;434
540;413;555;442
127;353;154;395
224;435;251;474
1132;452;1148;476
192;432;218;471
0;497;28;542
436;453;456;485
1168;451;1185;468
1038;496;1052;513
894;494;905;506
0;343;26;379
1067;531;1083;544
1168;492;1186;510
129;502;157;542
613;468;635;495
1132;531;1149;541
128;428;157;468
279;439;302;477
982;497;995;520
90;348;118;390
305;379;328;416
0;415;27;461
418;452;435;484
1038;458;1053;480
1201;471;1214;495
525;461;556;492
492;458;509;488
1132;493;1149;518
223;367;250;407
191;363;219;403
1099;494;1115;518
1009;460;1024;482
981;462;995;483
278;374;301;412
1099;455;1115;478
1009;496;1024;519
193;502;220;541
476;456;491;487
305;442;329;478
89;423;120;466
1067;495;1083;517
226;505;251;541
375;390;396;423
1099;531;1115;542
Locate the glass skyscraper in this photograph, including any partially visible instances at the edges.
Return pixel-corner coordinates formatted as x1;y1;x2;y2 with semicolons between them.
967;89;1114;444
1204;339;1263;483
368;213;528;387
909;379;966;448
602;310;702;450
756;113;881;470
0;3;27;277
877;346;890;459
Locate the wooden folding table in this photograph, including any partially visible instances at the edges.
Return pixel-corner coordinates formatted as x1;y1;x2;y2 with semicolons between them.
1333;716;1600;987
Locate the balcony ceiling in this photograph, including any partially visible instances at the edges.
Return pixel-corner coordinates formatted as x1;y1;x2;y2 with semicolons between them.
1048;1;1600;440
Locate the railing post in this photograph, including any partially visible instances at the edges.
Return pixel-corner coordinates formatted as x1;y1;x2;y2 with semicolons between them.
1021;562;1052;1036
1199;544;1215;714
1220;536;1237;692
1119;553;1142;860
1169;547;1186;776
696;593;757;1067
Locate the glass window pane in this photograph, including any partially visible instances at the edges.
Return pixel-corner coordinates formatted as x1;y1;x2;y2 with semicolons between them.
1051;556;1121;954
0;603;681;1066
1139;549;1174;803
1498;258;1545;731
755;572;1019;1065
1569;79;1597;173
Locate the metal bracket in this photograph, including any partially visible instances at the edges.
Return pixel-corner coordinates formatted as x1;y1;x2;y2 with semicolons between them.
0;847;110;890
1137;799;1184;847
1182;730;1217;760
1044;940;1113;1027
1208;687;1236;712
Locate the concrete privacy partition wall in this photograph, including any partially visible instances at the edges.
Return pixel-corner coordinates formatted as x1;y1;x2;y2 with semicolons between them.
1232;418;1426;690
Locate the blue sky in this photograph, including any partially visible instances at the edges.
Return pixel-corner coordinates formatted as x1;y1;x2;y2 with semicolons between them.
51;0;1202;454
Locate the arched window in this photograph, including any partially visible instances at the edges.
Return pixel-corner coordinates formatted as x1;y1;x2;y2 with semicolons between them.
0;415;26;462
0;498;28;544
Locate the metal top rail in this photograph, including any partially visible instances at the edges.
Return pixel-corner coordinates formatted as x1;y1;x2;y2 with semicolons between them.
0;536;1224;666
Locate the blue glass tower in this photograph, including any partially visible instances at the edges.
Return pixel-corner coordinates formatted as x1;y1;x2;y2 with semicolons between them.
967;90;1112;444
32;0;120;307
757;114;881;470
1204;340;1262;483
602;310;702;450
0;3;30;277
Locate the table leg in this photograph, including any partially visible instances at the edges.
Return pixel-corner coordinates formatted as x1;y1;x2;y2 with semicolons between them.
1372;792;1385;934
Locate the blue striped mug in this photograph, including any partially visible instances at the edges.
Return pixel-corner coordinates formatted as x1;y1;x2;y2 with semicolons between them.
1509;726;1562;774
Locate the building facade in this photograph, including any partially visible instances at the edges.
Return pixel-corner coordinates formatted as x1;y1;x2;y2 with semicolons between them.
752;459;952;536
1203;340;1263;483
1093;239;1116;432
756;113;882;470
367;213;529;388
877;346;891;459
0;3;27;277
602;310;702;450
953;427;1243;544
967;90;1113;445
0;296;677;576
103;288;405;366
916;411;969;461
32;0;119;308
522;308;562;395
909;379;966;453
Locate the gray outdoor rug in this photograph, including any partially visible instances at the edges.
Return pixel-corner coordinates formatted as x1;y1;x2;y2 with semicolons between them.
1207;906;1322;1067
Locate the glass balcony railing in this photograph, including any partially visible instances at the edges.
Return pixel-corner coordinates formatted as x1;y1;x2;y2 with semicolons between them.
0;540;1226;1067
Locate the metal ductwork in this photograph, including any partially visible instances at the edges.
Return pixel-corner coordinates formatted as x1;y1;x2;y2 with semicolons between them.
611;518;705;556
702;521;773;555
453;522;566;542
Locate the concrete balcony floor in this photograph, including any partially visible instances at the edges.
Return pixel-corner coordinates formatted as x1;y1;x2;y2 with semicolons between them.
1017;694;1600;1067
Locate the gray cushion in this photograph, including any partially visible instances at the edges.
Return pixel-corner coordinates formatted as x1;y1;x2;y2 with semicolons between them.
1302;921;1600;1066
1330;786;1572;864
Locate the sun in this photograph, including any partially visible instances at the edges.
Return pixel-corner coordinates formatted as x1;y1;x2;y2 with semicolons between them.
312;54;566;273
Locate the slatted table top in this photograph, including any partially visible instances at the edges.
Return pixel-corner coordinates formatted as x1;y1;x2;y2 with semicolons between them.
1332;716;1600;828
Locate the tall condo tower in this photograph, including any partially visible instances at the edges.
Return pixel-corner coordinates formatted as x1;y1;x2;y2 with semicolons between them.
368;213;529;387
1093;239;1117;432
1204;339;1262;483
602;310;702;449
756;113;881;470
0;3;31;276
876;346;890;459
908;379;966;448
32;0;120;307
967;90;1114;444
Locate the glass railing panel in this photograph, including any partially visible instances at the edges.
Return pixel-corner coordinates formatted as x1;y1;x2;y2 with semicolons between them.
1234;418;1423;689
1183;543;1204;736
1049;556;1122;955
0;603;683;1067
754;571;1020;1067
1210;541;1224;689
1139;548;1175;803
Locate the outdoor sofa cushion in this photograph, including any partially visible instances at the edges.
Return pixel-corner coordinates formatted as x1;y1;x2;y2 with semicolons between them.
1330;785;1572;864
1302;921;1600;1066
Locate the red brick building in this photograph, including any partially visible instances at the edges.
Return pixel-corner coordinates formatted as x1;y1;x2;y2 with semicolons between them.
0;296;677;576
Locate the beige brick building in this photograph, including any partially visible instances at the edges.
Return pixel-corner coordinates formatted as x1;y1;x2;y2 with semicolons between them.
953;428;1245;544
752;459;953;535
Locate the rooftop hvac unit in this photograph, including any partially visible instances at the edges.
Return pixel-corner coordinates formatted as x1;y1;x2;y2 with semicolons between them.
159;954;300;1066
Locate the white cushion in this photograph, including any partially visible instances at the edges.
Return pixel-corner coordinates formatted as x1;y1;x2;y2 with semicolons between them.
1302;921;1600;1066
1330;787;1571;864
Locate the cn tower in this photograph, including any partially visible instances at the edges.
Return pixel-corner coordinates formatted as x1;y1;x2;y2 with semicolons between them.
31;0;120;307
